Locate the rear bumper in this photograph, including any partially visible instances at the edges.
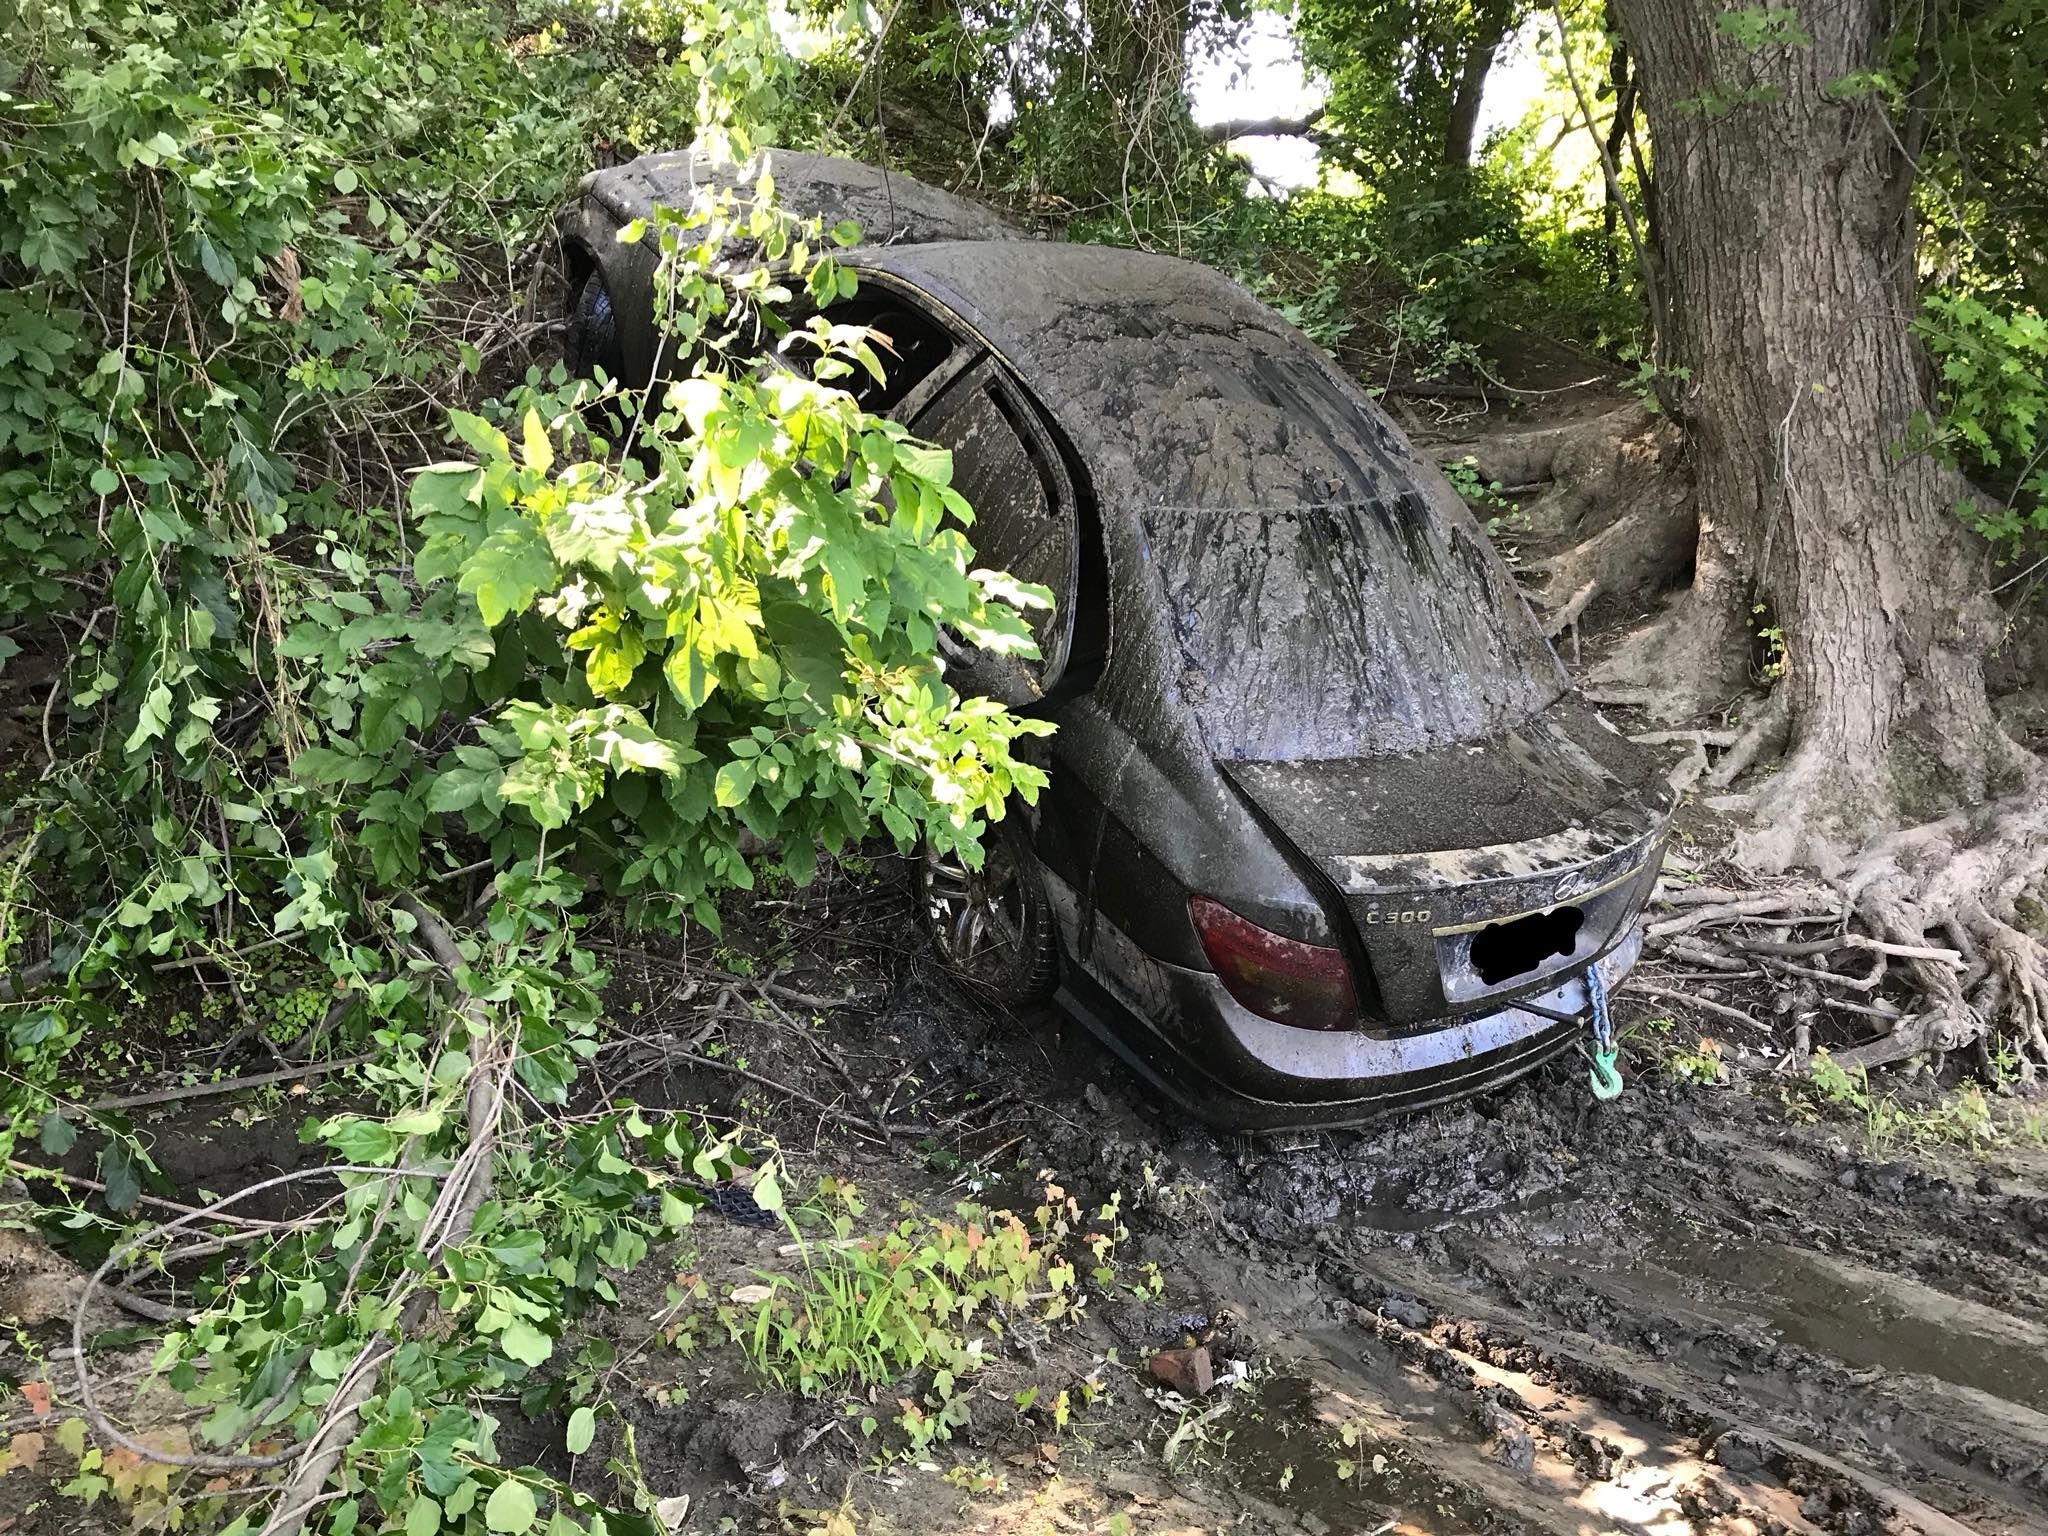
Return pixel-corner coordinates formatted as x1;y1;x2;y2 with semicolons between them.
1057;928;1642;1131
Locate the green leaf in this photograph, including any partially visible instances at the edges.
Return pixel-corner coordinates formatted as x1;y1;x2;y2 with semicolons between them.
90;466;121;495
449;411;510;460
406;1496;441;1536
498;1319;553;1367
322;1118;398;1164
713;759;755;808
484;1479;538;1534
565;1406;595;1456
426;767;488;813
893;440;953;486
293;745;369;785
663;643;718;710
521;409;554;474
460;523;555;628
334;165;360;195
579;625;646;698
39;1112;77;1156
99;1142;141;1215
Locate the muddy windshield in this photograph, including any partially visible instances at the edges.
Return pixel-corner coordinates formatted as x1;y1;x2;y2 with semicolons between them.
1141;495;1567;760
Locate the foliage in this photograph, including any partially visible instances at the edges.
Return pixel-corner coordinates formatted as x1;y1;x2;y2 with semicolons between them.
1660;1035;1726;1086
1800;1050;1997;1152
1442;455;1510;511
1290;0;1525;174
732;1178;1148;1458
1133;178;1629;384
312;296;1050;926
1912;293;2048;557
0;1;1054;1531
860;0;1251;207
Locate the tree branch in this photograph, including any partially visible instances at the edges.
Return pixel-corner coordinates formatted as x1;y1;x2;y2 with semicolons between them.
1199;112;1328;143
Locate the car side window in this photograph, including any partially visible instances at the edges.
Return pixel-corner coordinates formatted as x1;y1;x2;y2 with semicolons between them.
910;363;1079;697
815;297;960;414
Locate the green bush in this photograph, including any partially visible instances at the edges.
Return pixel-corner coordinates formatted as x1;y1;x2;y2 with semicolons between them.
0;5;1056;1532
1914;291;2048;556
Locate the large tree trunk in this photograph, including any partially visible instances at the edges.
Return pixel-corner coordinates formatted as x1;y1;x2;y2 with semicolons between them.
1607;0;2032;862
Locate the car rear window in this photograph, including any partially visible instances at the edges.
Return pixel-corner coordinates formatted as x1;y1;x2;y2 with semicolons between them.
1140;494;1567;759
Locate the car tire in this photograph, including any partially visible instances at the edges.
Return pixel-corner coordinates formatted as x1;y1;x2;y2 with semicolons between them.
918;816;1058;1007
567;268;625;383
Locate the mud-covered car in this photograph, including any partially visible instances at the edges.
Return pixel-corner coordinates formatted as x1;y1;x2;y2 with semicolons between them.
557;149;1675;1129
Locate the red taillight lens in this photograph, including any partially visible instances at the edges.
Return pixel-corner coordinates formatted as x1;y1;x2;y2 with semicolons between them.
1188;895;1357;1031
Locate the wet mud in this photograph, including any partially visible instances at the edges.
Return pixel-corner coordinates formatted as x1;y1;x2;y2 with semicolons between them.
560;863;2048;1536
8;861;2045;1536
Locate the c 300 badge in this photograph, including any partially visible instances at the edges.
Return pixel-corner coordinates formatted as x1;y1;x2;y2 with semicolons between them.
1363;907;1432;926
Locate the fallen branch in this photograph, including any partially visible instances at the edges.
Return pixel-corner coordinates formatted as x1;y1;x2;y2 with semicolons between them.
71;1165;415;1474
656;1047;907;1140
8;1159;303;1232
1658;941;1750;973
1645;894;1839;942
0;958;54;1004
1742;934;1962;967
259;894;510;1536
1624;982;1766;1033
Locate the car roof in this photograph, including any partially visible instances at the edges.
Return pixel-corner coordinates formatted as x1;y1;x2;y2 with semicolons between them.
574;147;1019;248
846;240;1435;516
846;241;1570;761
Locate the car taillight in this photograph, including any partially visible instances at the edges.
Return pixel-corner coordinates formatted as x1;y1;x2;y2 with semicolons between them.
1188;895;1356;1031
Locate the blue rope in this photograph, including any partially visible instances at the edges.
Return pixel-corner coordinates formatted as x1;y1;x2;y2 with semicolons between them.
1586;964;1623;1100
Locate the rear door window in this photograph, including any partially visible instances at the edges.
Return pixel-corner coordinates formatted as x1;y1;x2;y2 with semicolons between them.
911;362;1079;690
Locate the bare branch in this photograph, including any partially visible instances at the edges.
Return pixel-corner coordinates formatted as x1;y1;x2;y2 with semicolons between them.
1199;112;1328;143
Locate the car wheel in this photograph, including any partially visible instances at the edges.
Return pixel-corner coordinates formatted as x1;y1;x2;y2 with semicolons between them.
567;268;625;382
918;818;1057;1005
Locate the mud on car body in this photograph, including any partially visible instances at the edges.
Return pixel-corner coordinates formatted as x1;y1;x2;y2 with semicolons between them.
557;149;1676;1129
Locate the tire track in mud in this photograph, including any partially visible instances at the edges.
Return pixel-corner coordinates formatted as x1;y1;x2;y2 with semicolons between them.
1129;1067;2048;1536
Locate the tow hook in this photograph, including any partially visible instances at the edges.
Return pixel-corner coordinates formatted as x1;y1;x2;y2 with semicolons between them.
1517;967;1624;1101
1584;964;1623;1101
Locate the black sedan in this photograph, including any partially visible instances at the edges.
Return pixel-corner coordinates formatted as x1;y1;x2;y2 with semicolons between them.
557;150;1674;1128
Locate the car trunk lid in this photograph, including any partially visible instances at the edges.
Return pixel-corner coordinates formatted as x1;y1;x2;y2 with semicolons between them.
1218;697;1670;1027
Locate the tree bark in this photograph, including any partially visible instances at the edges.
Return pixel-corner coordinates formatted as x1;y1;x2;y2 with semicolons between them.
1444;0;1513;165
1608;0;2032;860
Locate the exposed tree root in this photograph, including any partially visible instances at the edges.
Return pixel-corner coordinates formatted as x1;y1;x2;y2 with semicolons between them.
1702;688;1790;791
1430;402;1696;614
1581;589;1747;723
1640;791;2048;1075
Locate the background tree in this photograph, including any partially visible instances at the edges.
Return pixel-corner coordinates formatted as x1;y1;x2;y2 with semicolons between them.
1588;0;2048;1061
1293;0;1527;171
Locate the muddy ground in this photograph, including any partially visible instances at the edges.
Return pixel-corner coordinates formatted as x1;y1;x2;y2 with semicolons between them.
569;860;2048;1536
9;849;2045;1536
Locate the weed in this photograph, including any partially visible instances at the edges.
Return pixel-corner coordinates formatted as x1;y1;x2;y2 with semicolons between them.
726;1176;1124;1456
1803;1049;2001;1151
1663;1036;1728;1087
713;945;759;978
1751;602;1787;682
